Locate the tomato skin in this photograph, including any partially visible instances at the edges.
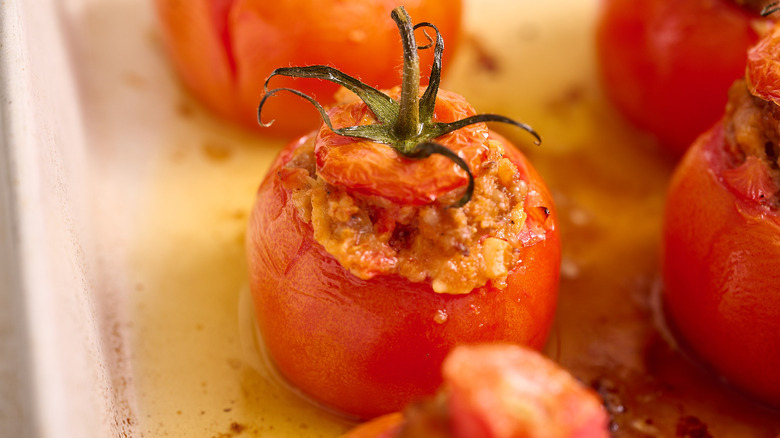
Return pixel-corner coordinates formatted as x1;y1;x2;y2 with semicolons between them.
155;0;462;136
662;122;780;406
246;134;560;419
596;0;760;156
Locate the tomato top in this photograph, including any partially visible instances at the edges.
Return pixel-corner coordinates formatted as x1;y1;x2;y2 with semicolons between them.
747;20;780;104
316;88;490;204
259;6;539;208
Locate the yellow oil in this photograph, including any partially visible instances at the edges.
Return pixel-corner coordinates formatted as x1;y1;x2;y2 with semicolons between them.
123;1;780;437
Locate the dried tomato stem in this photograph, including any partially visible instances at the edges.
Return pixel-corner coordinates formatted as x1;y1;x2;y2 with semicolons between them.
392;7;422;145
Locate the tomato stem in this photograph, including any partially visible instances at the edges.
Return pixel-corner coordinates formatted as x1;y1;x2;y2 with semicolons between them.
392;7;422;145
257;6;541;207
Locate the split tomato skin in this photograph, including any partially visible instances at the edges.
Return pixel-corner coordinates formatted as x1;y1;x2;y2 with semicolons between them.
596;0;760;155
662;122;780;406
155;0;462;136
246;133;560;419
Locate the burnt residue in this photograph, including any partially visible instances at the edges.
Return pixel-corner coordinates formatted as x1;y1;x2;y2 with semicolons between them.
675;415;713;438
202;140;233;162
591;378;625;434
466;35;500;74
210;422;247;438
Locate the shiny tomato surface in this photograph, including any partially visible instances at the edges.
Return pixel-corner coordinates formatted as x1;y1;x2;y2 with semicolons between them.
246;94;560;418
155;0;462;136
596;0;760;156
662;122;780;407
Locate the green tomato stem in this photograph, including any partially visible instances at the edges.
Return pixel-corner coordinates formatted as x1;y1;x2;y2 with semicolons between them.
391;7;422;148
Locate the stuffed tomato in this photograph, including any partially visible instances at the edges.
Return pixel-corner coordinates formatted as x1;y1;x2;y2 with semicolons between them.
596;0;770;155
246;7;560;419
662;22;780;407
154;0;462;136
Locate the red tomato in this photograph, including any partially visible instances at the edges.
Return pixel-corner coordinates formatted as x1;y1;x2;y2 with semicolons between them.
341;344;610;438
662;121;780;406
154;0;462;136
246;93;560;418
596;0;762;156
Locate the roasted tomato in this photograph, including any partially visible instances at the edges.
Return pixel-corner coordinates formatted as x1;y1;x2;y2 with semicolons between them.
342;344;610;438
246;8;560;419
662;22;780;407
596;0;770;155
154;0;462;136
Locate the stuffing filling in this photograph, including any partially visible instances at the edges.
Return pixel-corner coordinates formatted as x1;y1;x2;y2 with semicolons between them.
722;79;780;207
278;136;546;295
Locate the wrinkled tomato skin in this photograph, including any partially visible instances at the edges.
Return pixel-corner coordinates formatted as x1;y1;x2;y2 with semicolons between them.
596;0;759;156
246;135;560;419
662;122;780;407
155;0;462;136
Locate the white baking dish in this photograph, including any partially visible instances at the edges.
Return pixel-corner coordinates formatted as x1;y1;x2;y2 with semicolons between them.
4;0;778;437
1;0;118;436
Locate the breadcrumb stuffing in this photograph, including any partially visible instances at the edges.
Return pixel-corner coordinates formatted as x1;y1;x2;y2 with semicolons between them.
279;136;543;294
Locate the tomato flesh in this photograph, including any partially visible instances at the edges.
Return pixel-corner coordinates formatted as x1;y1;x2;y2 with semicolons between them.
155;0;463;136
662;122;780;406
340;344;610;438
596;0;760;155
443;344;610;438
